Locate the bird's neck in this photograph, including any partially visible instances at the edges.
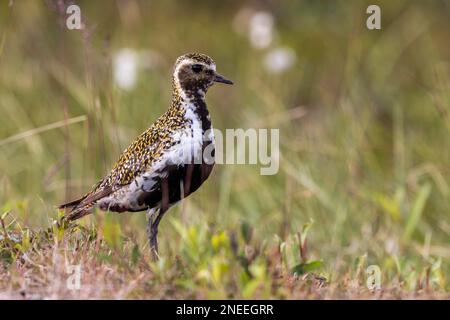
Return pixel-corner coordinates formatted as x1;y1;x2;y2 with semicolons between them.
170;87;211;132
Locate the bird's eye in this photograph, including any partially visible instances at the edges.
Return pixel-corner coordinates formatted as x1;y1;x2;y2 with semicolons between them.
192;64;203;73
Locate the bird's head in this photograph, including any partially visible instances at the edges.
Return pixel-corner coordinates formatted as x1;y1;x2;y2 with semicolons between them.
173;53;233;97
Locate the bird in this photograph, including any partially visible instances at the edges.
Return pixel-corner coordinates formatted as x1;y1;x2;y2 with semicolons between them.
59;53;233;259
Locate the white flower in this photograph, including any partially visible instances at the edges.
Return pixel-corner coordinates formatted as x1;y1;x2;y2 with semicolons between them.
263;47;296;74
249;11;274;49
385;238;399;255
113;48;138;91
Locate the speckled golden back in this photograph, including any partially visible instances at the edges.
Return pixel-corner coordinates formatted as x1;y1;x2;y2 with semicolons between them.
101;103;188;189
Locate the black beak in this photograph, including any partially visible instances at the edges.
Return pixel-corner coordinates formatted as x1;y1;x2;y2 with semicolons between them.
214;72;233;85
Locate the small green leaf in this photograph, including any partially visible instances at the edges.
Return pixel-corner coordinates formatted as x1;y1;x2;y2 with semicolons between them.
241;221;252;243
300;219;314;246
103;216;122;248
131;244;140;265
402;183;432;241
291;260;323;275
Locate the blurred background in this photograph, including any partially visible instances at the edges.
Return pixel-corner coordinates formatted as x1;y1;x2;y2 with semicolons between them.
1;0;450;293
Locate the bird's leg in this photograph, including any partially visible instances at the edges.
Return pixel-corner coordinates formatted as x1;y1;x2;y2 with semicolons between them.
147;177;169;261
146;208;158;259
183;164;194;197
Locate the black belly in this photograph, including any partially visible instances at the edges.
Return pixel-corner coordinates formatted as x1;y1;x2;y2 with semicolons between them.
133;161;214;212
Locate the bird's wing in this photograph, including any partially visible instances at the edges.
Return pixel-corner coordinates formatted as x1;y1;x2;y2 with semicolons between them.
77;122;172;202
58;179;104;209
74;186;114;207
60;110;184;217
101;127;167;189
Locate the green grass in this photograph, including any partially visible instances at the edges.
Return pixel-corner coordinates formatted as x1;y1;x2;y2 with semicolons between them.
1;0;450;299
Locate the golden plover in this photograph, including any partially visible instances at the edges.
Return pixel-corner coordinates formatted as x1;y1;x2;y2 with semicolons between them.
59;53;233;258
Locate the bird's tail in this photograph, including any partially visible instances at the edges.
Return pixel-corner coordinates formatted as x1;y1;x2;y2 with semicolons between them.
64;204;95;221
59;197;94;221
59;196;86;210
58;185;112;222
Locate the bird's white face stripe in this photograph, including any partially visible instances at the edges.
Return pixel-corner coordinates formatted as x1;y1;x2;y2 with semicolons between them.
176;58;216;70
